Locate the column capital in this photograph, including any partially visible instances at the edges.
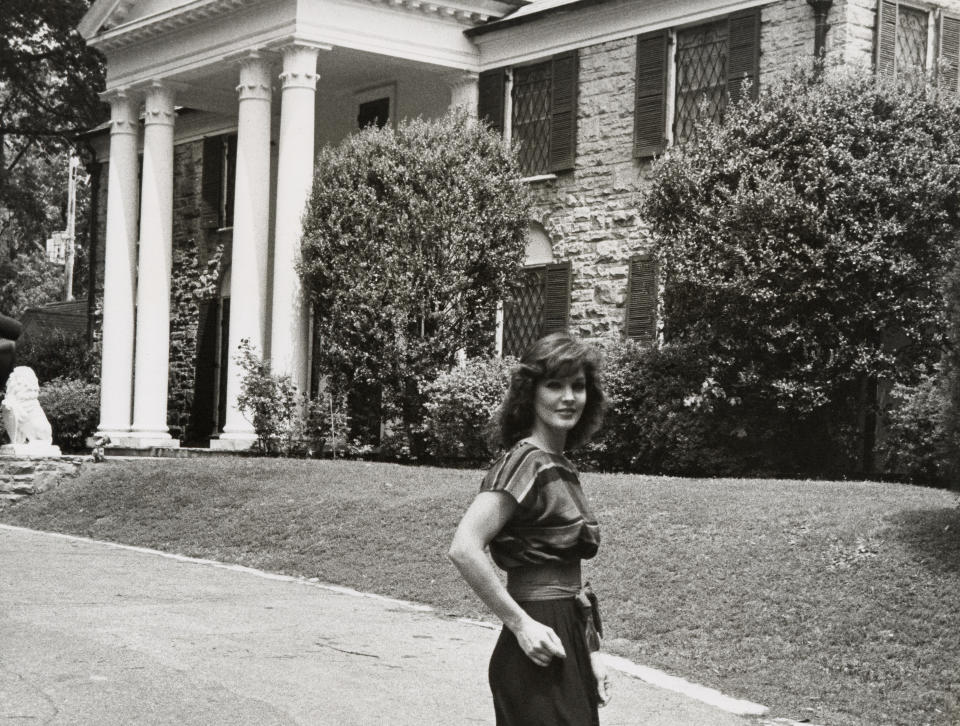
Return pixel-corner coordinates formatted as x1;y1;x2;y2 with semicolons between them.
143;81;175;127
279;44;323;91
236;51;273;102
101;87;140;136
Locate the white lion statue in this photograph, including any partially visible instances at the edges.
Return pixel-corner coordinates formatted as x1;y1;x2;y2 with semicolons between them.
2;366;53;446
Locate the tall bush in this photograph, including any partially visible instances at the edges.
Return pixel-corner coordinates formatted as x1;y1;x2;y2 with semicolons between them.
299;110;530;451
642;65;960;477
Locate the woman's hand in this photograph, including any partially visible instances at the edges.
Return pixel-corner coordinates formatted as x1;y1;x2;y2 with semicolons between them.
591;651;611;706
512;616;567;667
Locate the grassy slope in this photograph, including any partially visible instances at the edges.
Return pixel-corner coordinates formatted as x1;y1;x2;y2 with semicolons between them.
1;458;958;726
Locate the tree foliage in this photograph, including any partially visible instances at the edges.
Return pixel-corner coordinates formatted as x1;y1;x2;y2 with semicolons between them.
0;0;105;142
300;111;530;445
0;0;103;304
642;66;960;475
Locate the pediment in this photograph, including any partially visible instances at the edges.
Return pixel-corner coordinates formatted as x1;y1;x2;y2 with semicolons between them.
80;0;232;39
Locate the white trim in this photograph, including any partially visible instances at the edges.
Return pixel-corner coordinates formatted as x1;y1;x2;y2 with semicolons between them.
520;173;557;183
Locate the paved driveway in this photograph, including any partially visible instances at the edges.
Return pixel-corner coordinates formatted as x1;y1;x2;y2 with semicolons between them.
0;524;766;725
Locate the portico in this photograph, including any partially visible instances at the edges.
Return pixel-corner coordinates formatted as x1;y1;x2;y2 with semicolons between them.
80;0;515;449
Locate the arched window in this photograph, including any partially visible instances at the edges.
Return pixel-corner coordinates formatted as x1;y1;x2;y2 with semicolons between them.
501;222;571;358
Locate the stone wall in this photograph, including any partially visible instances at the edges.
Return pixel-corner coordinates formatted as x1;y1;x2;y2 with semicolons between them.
167;140;229;441
0;456;89;506
529;1;825;341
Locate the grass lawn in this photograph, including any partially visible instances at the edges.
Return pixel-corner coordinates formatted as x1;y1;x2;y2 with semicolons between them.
1;457;958;725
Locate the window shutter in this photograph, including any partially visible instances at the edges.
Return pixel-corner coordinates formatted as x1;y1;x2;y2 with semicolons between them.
940;15;960;92
543;261;571;335
625;254;658;343
876;0;898;78
224;134;238;228
478;69;506;135
200;136;223;229
634;31;668;158
549;51;578;173
728;8;761;104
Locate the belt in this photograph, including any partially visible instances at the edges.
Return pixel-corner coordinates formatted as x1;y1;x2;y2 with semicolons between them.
505;562;603;652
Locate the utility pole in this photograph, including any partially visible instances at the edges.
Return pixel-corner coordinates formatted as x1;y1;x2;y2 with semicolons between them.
63;153;79;301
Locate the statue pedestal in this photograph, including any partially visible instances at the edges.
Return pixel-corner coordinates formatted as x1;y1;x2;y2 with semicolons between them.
0;443;62;458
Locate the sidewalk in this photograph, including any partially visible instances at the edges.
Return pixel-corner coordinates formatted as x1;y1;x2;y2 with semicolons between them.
0;524;767;725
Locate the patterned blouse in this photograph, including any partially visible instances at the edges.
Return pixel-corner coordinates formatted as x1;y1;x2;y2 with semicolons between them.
480;441;600;570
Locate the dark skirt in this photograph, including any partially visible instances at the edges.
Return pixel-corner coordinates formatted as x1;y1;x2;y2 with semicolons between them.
488;598;600;726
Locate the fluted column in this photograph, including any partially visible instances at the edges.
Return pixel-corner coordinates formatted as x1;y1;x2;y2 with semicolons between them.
96;88;140;440
448;72;479;117
130;81;178;447
269;43;323;393
215;52;273;448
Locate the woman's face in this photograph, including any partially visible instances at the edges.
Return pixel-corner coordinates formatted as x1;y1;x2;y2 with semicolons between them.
533;367;587;436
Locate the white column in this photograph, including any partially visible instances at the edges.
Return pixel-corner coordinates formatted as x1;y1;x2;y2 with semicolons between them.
96;89;140;441
130;81;178;447
269;43;322;393
214;52;273;448
448;72;479;116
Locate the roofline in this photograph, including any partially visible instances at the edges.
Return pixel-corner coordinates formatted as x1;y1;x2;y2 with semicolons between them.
465;0;610;37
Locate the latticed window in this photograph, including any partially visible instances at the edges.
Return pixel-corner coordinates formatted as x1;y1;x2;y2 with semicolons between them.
633;9;759;158
674;21;729;145
478;52;578;176
513;61;552;176
502;262;571;358
896;5;928;74
875;2;949;82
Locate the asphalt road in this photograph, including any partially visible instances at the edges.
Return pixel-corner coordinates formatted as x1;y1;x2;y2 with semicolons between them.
0;524;767;725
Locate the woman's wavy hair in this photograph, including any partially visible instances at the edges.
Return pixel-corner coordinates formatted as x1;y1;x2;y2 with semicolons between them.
494;332;605;451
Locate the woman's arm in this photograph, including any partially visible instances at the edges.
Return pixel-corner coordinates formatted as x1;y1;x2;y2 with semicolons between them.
448;491;566;667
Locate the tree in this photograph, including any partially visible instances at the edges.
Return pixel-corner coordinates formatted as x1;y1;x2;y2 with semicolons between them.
0;0;105;145
0;0;104;307
300;111;531;450
642;66;960;476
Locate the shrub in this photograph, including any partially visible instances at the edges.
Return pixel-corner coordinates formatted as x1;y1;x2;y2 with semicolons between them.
235;340;298;455
642;64;960;477
880;371;952;485
420;355;514;462
300;109;530;450
16;328;98;383
36;376;99;452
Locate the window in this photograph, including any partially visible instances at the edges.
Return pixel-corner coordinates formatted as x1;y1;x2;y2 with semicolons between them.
201;134;237;230
875;1;960;90
355;83;395;130
634;8;760;157
478;51;578;176
624;254;658;343
502;261;571;358
358;97;390;129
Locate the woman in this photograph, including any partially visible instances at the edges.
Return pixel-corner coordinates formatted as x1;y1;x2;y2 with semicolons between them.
448;332;610;726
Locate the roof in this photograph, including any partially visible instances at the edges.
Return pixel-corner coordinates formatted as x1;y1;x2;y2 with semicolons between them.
466;0;607;35
20;299;89;339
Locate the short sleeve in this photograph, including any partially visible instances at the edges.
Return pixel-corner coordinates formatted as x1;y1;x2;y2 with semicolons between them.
480;444;545;505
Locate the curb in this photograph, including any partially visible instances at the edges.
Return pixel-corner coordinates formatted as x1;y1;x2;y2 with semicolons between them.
1;523;771;718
